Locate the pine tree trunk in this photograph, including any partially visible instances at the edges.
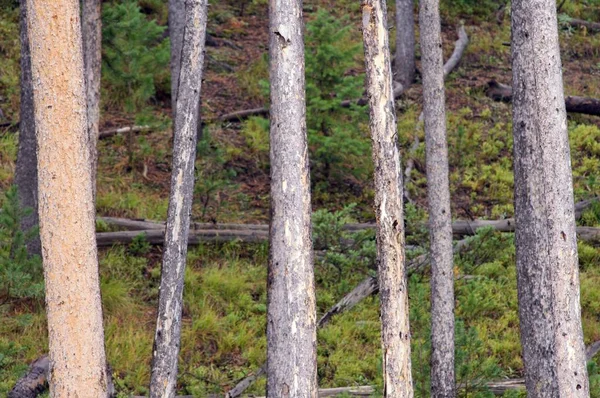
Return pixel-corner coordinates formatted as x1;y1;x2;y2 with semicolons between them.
169;0;203;140
361;1;413;396
15;0;41;257
25;0;108;395
511;0;589;396
81;0;102;201
394;0;415;87
266;0;318;396
149;1;208;396
419;0;455;396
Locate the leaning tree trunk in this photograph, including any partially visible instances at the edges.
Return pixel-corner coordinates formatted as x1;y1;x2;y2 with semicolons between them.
25;0;108;395
394;0;416;87
419;0;455;396
361;1;413;396
266;0;318;396
81;0;102;200
149;1;208;397
15;0;40;257
169;0;203;139
511;0;589;396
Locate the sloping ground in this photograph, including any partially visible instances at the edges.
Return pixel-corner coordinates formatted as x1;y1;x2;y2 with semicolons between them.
0;1;599;396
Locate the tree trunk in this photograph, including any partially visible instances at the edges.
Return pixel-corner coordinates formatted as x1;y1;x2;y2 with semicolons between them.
394;0;415;87
149;1;208;397
361;1;413;396
511;0;589;396
25;0;108;395
419;0;455;396
169;0;203;140
15;0;41;257
266;0;318;396
81;0;102;200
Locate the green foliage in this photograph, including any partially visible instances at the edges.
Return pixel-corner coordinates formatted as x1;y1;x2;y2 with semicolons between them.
441;0;503;18
101;1;170;116
241;116;270;169
127;233;151;256
570;124;600;199
305;10;370;188
0;186;43;304
0;6;19;121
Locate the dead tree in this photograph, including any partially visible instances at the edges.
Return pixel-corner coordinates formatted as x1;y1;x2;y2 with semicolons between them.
419;0;455;396
361;0;414;396
266;0;318;396
394;0;416;87
82;0;102;199
25;0;108;394
511;0;589;395
149;1;209;396
14;0;40;257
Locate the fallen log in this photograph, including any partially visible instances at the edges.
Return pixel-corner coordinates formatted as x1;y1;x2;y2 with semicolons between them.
566;17;600;33
218;107;269;122
486;80;600;117
96;228;268;247
99;125;152;139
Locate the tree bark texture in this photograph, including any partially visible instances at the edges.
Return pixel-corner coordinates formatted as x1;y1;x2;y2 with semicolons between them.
15;0;41;257
419;0;455;396
25;0;108;395
149;1;208;397
169;0;203;139
361;1;413;396
394;0;415;87
511;0;589;396
81;0;102;200
266;0;318;396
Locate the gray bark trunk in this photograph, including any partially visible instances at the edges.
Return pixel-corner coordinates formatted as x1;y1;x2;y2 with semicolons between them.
15;0;41;257
266;0;318;396
361;1;413;396
149;1;208;397
511;0;589;396
394;0;415;87
419;0;455;396
81;0;102;200
169;0;203;139
25;0;108;395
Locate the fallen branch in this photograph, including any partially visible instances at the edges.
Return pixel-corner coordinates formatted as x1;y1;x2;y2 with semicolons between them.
487;80;600;117
443;25;469;78
218;107;269;122
99;125;152;139
566;17;600;33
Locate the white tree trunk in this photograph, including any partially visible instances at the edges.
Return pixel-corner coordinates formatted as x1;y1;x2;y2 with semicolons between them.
149;1;208;397
266;0;318;396
419;0;455;396
511;0;589;396
25;0;108;395
394;0;415;86
361;1;414;396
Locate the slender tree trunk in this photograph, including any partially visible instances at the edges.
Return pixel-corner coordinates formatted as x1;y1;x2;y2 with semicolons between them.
361;1;413;396
149;1;208;396
511;0;589;396
169;0;203;140
419;0;455;397
25;0;108;395
394;0;415;87
81;0;102;201
15;0;40;257
266;0;318;396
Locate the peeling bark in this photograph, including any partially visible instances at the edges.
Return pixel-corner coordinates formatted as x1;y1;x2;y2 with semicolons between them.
149;1;208;397
82;0;102;200
266;0;318;396
511;0;589;396
361;1;413;396
419;0;455;396
15;0;41;257
25;0;108;395
394;0;416;87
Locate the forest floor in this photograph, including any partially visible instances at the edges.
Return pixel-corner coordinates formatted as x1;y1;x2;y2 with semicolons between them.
0;0;600;397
